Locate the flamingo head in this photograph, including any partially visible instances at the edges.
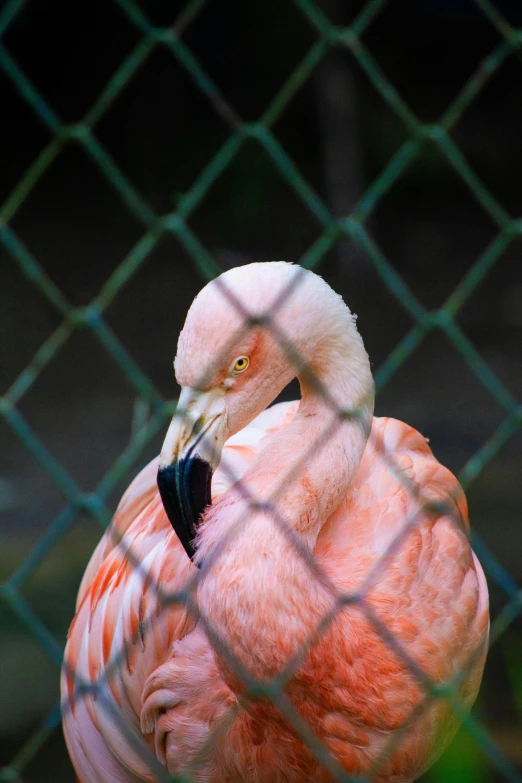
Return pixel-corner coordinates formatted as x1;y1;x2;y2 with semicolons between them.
157;261;366;561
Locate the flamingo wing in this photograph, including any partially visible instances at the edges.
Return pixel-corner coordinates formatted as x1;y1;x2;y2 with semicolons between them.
309;417;489;779
61;401;299;783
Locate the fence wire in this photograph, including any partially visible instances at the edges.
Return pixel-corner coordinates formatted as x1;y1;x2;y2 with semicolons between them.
0;0;521;781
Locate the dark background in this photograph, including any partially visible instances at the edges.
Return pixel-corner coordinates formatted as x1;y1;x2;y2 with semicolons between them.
1;0;521;780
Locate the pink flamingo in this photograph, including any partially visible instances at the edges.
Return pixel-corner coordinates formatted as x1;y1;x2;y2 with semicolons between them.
62;262;489;783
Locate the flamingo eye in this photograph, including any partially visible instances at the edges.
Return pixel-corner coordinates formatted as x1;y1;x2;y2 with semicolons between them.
232;356;249;373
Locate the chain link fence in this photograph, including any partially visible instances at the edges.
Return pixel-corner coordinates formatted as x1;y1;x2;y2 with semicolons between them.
1;0;521;781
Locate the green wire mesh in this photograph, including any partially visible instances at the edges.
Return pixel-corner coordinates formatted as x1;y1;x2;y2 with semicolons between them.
1;0;521;780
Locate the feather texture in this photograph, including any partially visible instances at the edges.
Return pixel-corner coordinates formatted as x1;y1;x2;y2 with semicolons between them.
62;403;488;783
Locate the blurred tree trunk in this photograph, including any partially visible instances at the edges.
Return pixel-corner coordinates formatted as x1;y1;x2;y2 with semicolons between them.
314;0;370;288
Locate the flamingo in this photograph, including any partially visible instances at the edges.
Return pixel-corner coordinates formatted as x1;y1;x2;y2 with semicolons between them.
61;261;489;783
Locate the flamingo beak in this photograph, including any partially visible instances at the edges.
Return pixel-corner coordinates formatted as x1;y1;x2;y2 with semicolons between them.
157;387;226;562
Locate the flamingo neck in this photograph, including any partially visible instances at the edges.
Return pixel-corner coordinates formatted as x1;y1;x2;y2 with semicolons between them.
196;317;374;682
250;312;374;538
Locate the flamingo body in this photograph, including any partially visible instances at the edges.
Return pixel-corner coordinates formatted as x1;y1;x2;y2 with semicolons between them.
62;263;489;783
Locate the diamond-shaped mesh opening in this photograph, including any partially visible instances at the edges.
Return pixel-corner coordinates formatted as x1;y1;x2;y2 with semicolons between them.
16;329;143;488
2;0;140;123
7;145;146;305
367;157;502;308
306;44;412;218
454;242;520;331
104;238;204;393
19;511;101;638
95;45;233;213
362;1;501;122
182;0;315;120
455;246;522;399
451;55;522;218
376;331;506;472
189;140;325;257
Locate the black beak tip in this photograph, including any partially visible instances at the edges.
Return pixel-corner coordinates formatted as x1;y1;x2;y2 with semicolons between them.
157;457;213;564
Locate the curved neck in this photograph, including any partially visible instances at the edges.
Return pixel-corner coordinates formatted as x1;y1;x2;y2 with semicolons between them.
246;316;374;545
196;315;375;559
196;315;374;683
